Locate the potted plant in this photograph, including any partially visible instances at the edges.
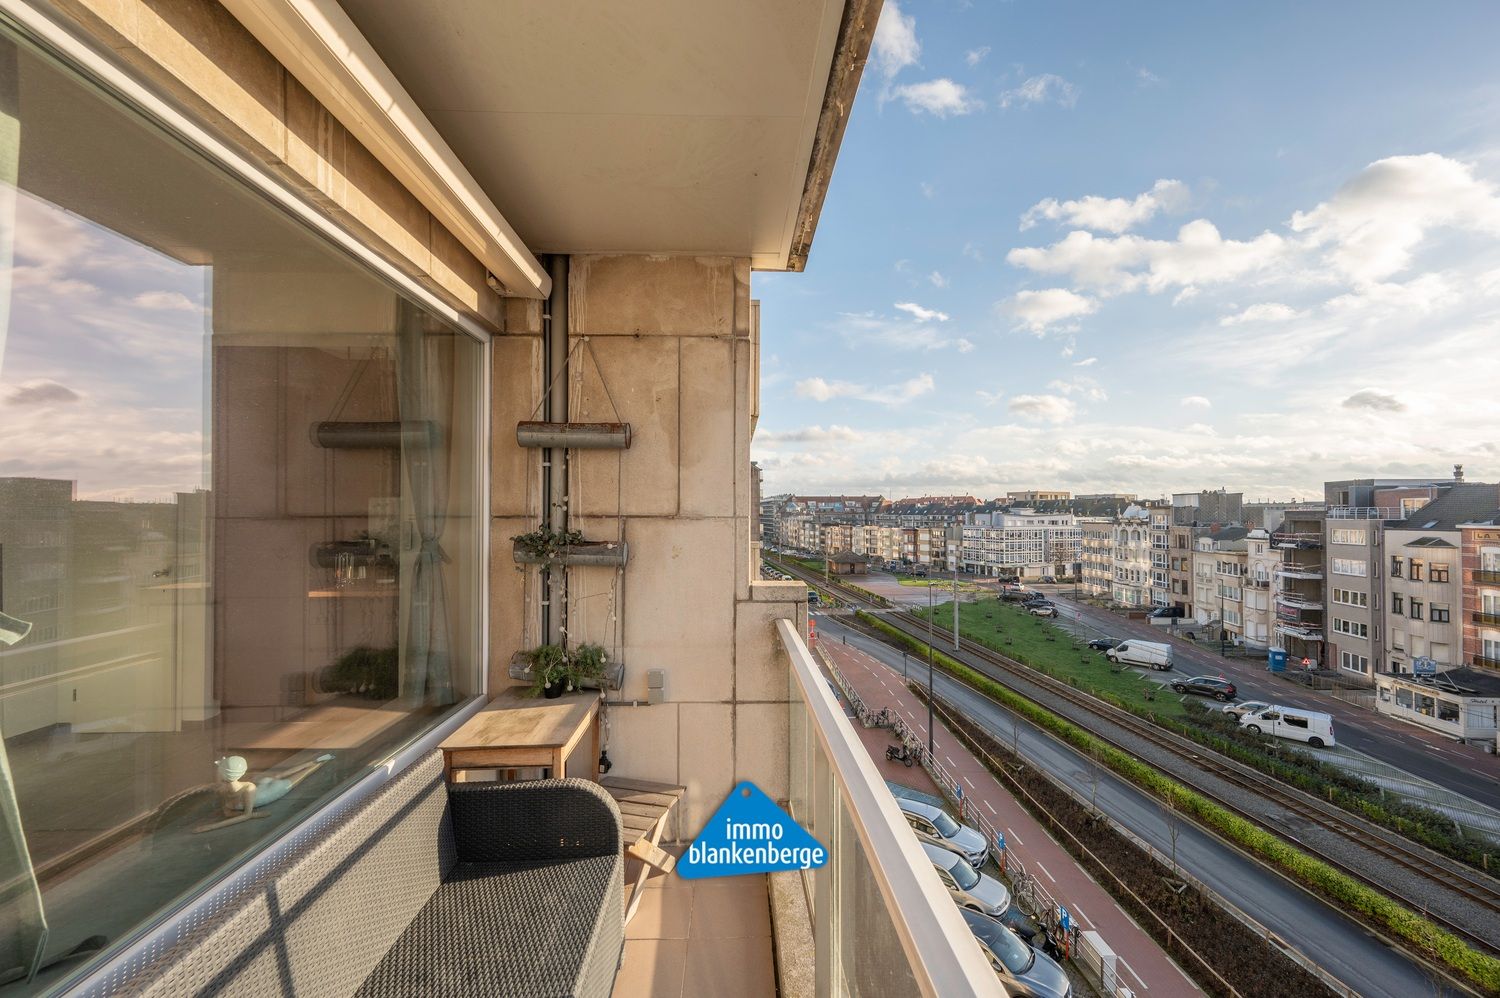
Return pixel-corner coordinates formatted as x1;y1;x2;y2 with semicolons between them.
524;644;571;699
319;646;399;700
512;526;629;568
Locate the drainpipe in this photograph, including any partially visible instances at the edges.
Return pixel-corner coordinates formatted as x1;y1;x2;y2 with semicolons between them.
542;255;569;647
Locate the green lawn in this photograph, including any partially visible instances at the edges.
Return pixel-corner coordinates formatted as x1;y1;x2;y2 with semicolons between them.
912;598;1187;721
895;578;987;592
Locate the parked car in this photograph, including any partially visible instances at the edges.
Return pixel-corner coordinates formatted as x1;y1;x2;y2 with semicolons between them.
1220;699;1270;718
1028;603;1058;618
960;908;1072;998
1105;639;1173;671
1240;705;1336;747
806;590;820;605
999;588;1033;603
920;843;1010;917
1087;637;1121;651
1039;575;1057;584
1170;675;1238;701
1149;606;1185;619
897;798;989;866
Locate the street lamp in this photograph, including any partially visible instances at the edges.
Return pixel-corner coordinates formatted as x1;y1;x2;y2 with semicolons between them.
952;552;961;652
927;581;935;757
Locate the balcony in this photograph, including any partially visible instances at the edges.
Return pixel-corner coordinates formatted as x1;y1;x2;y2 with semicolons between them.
1276;592;1324;611
1276;622;1325;641
1272;532;1323;550
780;620;1002;995
1327;506;1402;520
1275;565;1324;581
1473;655;1500;670
1473;612;1500;627
1472;569;1500;585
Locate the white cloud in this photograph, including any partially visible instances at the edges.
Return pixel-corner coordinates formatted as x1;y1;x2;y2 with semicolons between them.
920;181;935;199
1002;288;1098;333
929;270;950;288
975;389;1005;406
1341;389;1405;412
872;0;920;81
965;46;991;67
1219;302;1306;326
794;372;935;406
999;74;1078;109
1137;67;1163;86
1008;394;1077;423
1180;395;1212;408
1291;153;1500;284
955;338;975;353
757;424;863;444
1006;221;1289;295
894;301;950;322
1020;179;1190;234
962;241;984;262
131;290;200;312
1073;356;1098;367
1047;376;1108;402
892;78;982;117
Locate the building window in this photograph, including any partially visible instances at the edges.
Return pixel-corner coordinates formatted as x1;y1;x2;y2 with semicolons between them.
0;28;485;982
1410;598;1424;620
1409;559;1424;581
1340;651;1370;674
1332;558;1367;577
1392;594;1404;614
1391;556;1404;578
1331;528;1367;546
1430;563;1449;583
1430;604;1450;623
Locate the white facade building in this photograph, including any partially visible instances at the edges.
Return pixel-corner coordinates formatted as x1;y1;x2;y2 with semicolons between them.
961;510;1080;579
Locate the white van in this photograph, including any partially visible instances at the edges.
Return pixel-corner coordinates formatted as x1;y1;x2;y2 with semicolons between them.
1106;639;1173;671
1239;705;1336;748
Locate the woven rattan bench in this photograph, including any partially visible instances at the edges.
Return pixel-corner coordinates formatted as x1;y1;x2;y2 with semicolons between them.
131;751;625;997
600;776;685;924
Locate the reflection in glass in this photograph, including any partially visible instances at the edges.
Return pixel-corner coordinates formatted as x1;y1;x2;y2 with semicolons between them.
0;26;481;990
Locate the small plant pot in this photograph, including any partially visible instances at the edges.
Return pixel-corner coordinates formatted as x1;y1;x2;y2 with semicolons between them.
543;683;564;699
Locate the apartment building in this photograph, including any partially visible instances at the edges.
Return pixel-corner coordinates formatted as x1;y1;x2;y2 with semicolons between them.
1172;489;1244;526
1080;517;1116;597
1383;483;1500;675
1190;527;1249;636
1111;507;1152;607
1006;490;1071;504
961;509;1080;579
1242;529;1278;650
1168;523;1202;613
1148;500;1172;608
1460;517;1500;671
0;3;1011;994
1274;507;1328;667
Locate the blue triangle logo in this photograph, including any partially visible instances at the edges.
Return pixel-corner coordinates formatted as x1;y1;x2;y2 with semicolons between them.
677;782;829;879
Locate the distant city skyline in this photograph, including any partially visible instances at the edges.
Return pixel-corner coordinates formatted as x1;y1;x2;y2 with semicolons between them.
752;1;1500;500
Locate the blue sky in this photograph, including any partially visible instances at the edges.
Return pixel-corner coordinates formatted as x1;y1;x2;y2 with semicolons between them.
752;1;1500;502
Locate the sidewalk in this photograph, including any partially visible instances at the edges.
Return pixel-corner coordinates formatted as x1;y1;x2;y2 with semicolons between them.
822;639;1203;998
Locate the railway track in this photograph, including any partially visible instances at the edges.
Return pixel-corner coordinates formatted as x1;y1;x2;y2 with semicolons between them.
768;556;1500;957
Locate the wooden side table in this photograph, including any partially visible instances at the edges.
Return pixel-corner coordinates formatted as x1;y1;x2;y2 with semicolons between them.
440;687;602;782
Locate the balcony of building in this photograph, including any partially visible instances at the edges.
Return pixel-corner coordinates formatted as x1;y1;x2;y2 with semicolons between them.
1473;654;1500;670
1472;569;1500;585
1276;622;1325;642
1272;531;1324;551
1327;506;1403;520
1473;611;1500;627
1275;565;1324;581
1276;592;1324;612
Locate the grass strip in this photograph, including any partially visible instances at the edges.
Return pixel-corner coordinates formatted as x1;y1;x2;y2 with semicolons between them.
855;610;1500;994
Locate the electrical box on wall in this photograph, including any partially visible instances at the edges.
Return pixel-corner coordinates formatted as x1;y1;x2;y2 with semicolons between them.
646;669;666;705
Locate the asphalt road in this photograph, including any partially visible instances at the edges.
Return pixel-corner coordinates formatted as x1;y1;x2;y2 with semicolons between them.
1029;589;1500;812
816;613;1468;998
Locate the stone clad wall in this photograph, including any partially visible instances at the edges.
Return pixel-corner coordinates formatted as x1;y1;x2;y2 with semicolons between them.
49;0;501;329
491;256;803;837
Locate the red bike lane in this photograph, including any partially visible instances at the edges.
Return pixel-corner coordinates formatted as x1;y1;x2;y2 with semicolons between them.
822;639;1203;998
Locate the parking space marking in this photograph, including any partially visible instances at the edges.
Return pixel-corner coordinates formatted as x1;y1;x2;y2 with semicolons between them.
1071;903;1093;928
1007;827;1024;845
1034;861;1056;883
946;755;958;768
962;776;976;790
984;801;997;815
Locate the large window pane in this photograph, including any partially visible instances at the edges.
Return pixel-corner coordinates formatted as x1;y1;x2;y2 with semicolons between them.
0;26;481;990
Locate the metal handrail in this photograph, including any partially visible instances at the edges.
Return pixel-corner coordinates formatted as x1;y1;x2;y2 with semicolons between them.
778;621;1001;997
1472;569;1500;585
1472;611;1500;627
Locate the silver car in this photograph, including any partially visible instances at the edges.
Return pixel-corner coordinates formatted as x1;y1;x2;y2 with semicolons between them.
921;843;1010;917
961;908;1072;998
1221;699;1270;718
898;798;989;867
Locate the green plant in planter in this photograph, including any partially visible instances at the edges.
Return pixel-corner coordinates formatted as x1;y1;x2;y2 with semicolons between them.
322;646;399;700
512;525;587;562
523;642;609;697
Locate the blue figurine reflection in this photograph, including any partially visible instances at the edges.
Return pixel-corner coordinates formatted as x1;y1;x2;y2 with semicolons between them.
195;753;334;833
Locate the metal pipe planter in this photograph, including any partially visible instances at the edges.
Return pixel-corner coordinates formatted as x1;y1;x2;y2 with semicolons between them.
508;652;625;691
512;539;629;568
311;420;440;450
515;421;631;450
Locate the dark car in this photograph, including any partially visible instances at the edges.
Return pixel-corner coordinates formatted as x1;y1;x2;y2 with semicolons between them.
1149;606;1185;619
1087;637;1121;651
1170;675;1238;701
960;908;1071;998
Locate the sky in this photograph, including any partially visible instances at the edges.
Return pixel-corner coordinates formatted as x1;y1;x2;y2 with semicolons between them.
751;0;1500;503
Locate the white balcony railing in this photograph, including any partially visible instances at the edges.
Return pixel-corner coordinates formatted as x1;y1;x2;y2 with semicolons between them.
779;620;1002;997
